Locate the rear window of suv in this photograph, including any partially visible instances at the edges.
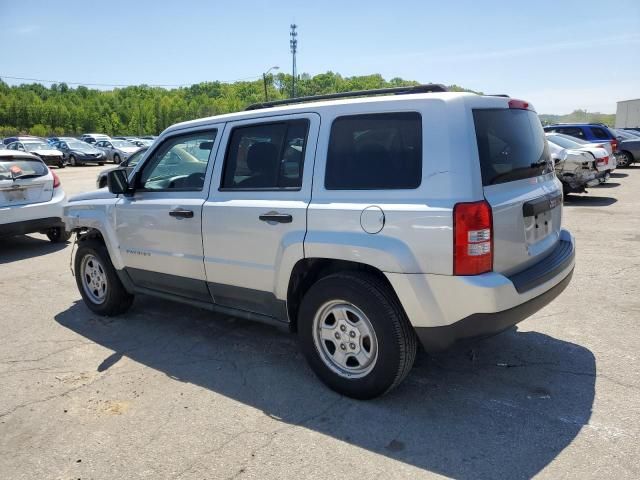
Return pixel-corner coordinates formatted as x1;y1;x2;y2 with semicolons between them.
473;109;552;186
325;112;422;190
589;127;611;139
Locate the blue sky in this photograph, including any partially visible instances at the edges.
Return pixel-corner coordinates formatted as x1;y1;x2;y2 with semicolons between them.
2;0;639;114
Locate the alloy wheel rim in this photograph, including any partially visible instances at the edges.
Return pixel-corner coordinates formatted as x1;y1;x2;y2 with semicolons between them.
80;254;108;304
312;300;378;379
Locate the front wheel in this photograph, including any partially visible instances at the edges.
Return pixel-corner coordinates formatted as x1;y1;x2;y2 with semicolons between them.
74;239;134;316
58;161;65;169
298;272;417;399
69;155;77;166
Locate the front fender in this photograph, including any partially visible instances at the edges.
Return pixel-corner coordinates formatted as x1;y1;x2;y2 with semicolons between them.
64;200;123;269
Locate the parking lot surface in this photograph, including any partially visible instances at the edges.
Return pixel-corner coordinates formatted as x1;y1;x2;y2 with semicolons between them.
1;165;639;480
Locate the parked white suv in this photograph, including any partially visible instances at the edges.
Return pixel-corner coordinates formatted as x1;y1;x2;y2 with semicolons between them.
64;85;575;399
1;150;69;242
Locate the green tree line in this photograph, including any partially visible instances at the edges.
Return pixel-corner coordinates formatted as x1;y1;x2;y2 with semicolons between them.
0;72;477;138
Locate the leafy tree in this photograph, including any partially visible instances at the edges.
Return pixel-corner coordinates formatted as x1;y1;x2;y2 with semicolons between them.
0;73;492;137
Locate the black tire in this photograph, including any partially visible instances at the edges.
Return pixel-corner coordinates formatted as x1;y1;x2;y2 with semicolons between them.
617;151;633;168
46;227;71;243
69;155;77;167
113;154;121;164
74;239;134;316
58;161;65;169
298;272;417;399
98;162;105;166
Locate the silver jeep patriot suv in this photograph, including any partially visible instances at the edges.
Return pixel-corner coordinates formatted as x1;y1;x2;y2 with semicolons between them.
64;85;575;399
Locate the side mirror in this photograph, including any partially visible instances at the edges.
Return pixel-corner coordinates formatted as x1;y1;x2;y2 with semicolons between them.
107;169;130;194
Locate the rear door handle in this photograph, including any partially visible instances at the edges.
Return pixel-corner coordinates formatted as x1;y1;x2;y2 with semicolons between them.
259;212;293;224
169;208;194;219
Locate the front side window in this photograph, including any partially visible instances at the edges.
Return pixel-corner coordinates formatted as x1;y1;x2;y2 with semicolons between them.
325;112;422;190
221;119;309;190
139;130;217;191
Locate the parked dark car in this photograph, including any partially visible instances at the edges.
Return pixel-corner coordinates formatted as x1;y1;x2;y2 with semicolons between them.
96;146;147;188
611;129;640;167
543;123;618;154
55;139;106;166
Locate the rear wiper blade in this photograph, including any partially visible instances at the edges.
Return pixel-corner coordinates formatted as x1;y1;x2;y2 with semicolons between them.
12;173;42;181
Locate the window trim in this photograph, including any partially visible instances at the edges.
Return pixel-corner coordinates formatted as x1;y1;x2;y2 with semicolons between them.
134;128;218;193
324;111;423;191
218;118;310;192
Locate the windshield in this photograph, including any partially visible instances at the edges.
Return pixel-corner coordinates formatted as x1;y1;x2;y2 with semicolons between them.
23;142;51;151
127;148;147;166
67;140;93;150
613;129;636;140
113;140;133;148
546;134;583;149
473;108;552;186
0;158;47;180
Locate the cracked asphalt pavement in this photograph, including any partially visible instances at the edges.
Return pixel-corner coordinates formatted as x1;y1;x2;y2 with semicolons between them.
1;165;639;479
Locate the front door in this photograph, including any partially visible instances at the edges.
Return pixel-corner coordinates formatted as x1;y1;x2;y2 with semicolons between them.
115;127;221;301
202;113;320;319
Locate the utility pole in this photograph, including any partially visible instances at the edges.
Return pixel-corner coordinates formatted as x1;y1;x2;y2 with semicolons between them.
290;24;298;98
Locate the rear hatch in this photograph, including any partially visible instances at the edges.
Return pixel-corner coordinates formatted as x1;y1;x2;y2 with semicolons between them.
0;156;53;208
473;104;562;276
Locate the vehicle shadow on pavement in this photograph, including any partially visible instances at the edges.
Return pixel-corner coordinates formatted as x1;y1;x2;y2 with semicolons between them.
55;298;595;480
0;235;68;265
610;172;628;179
593;182;621;188
563;195;617;207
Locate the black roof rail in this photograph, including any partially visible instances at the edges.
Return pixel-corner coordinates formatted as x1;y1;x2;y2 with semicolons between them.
487;94;510;98
245;83;449;111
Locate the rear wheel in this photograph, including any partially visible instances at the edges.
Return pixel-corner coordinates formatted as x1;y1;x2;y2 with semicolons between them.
113;154;121;164
46;227;71;243
298;272;416;399
74;239;133;316
617;151;633;168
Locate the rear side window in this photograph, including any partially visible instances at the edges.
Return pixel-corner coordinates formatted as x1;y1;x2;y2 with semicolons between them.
221;119;309;190
0;158;47;180
325;112;422;190
557;127;586;139
590;127;611;139
473;109;552;186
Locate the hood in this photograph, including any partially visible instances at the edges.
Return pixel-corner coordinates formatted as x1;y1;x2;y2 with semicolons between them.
72;147;100;154
119;146;140;154
32;149;63;156
68;189;118;202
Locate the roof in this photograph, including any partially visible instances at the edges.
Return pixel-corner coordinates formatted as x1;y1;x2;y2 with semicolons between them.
0;150;41;160
165;91;478;135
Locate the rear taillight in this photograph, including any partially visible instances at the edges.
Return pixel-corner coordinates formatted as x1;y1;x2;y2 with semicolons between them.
597;155;608;166
453;200;493;276
51;170;61;189
508;99;536;112
610;139;618;152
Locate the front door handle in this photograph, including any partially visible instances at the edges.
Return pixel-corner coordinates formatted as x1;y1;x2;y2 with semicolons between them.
259;212;293;224
169;208;194;219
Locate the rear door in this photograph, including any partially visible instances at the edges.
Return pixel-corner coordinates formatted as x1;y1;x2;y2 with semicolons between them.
472;105;562;275
0;156;53;209
202;113;319;319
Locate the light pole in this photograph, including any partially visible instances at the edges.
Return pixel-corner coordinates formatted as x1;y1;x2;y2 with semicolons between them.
262;66;279;102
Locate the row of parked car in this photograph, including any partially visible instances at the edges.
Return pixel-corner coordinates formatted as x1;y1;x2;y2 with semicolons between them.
0;134;157;169
542;123;640;195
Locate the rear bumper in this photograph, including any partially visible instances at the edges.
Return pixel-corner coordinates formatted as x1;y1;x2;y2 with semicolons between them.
0;217;65;237
386;229;575;351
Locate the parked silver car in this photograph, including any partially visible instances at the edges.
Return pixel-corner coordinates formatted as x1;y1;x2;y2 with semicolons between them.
94;139;140;164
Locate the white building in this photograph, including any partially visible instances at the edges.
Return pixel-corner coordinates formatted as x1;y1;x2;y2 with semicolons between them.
615;99;640;128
